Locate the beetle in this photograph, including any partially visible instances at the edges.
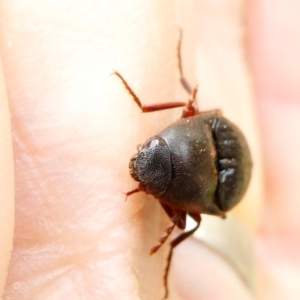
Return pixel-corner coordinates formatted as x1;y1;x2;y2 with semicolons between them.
112;31;252;299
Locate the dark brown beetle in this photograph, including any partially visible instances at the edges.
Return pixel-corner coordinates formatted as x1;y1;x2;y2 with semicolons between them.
113;31;252;299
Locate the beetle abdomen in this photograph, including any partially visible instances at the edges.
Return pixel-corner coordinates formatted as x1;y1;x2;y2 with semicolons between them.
212;117;252;211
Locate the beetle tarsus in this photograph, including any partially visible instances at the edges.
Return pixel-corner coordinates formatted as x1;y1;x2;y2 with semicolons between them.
150;211;186;256
177;27;193;95
112;71;144;109
163;214;202;299
149;223;176;255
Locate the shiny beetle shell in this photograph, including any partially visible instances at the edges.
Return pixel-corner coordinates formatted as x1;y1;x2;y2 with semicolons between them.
129;111;252;216
112;32;253;297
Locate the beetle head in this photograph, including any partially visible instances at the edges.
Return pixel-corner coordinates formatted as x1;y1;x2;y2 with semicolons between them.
129;136;172;197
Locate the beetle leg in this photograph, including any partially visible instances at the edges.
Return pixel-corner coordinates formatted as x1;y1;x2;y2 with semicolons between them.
149;210;186;255
124;188;140;201
177;28;193;95
163;213;201;299
160;203;186;231
149;223;176;255
124;182;147;201
181;85;199;118
160;202;175;219
112;71;143;109
138;102;187;112
112;71;187;112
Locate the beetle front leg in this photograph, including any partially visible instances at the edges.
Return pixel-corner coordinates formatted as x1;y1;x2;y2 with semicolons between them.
112;71;187;112
113;70;201;115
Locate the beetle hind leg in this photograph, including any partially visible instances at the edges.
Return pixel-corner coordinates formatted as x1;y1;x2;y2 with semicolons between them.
162;213;202;299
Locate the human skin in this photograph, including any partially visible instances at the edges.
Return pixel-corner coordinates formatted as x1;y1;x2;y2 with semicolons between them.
0;0;299;300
